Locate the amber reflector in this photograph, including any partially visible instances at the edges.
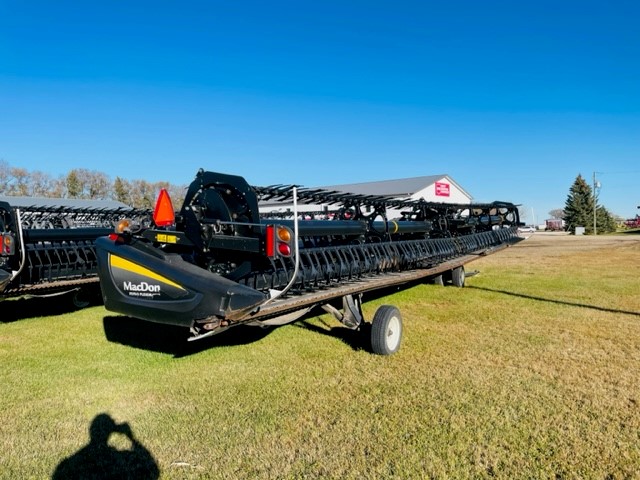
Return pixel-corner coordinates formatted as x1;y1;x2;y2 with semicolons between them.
115;219;131;234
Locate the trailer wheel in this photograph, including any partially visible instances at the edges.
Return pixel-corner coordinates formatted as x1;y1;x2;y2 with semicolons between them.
451;266;465;288
371;305;402;355
432;274;444;286
72;292;90;309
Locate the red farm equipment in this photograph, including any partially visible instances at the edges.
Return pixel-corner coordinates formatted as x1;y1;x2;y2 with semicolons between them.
624;216;640;229
545;219;564;231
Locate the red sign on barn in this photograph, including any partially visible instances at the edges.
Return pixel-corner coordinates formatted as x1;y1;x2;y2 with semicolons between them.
435;182;450;197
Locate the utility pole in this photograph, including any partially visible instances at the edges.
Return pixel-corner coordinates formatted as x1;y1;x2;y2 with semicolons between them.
531;207;535;227
592;172;601;235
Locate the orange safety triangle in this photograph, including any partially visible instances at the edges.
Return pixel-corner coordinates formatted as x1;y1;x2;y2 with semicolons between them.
153;188;175;227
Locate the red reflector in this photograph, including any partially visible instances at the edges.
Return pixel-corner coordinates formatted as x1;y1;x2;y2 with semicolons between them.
153;189;175;227
265;225;275;257
278;243;291;256
108;233;119;241
266;224;293;258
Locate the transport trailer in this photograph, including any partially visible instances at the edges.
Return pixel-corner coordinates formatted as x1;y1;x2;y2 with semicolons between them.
0;196;150;302
95;169;524;355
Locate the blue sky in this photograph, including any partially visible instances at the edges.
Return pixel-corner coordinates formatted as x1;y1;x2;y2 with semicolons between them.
1;0;639;221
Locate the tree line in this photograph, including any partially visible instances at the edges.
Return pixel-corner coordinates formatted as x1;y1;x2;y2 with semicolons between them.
0;160;186;209
0;162;622;233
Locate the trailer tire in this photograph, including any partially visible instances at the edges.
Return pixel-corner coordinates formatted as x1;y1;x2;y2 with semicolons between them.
72;290;91;309
432;274;444;286
451;266;465;288
371;305;402;355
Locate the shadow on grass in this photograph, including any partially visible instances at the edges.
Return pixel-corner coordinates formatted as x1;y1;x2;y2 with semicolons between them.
52;413;159;480
292;317;372;353
468;286;640;317
103;316;275;358
286;283;434;353
102;282;439;357
1;286;103;323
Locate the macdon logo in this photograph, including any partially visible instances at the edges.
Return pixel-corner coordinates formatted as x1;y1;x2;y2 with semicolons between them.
123;281;161;293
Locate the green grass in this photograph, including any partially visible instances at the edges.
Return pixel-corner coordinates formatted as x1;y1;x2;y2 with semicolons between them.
1;235;639;479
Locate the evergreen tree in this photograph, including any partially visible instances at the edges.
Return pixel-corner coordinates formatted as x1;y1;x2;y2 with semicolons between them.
564;174;595;234
66;170;82;198
113;177;131;204
596;205;617;233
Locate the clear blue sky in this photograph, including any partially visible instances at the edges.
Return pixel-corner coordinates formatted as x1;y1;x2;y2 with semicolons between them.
1;0;639;221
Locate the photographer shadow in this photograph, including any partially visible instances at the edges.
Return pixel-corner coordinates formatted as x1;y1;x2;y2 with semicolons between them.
52;413;159;480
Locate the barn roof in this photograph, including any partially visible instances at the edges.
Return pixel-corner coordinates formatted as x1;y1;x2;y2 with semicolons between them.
318;175;451;197
259;174;473;210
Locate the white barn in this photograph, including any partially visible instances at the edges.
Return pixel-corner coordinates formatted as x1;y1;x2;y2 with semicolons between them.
259;174;472;219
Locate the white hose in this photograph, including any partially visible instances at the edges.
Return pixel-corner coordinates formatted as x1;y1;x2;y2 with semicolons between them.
263;187;300;305
10;208;27;281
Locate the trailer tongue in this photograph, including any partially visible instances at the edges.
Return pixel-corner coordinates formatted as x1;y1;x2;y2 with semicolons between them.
95;169;523;354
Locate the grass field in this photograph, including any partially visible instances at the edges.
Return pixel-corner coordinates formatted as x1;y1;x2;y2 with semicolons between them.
1;233;639;479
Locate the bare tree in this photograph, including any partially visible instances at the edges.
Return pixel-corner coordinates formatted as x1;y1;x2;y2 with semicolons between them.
66;168;112;199
129;180;156;209
29;170;55;197
167;183;187;209
50;176;68;198
0;161;185;209
8;167;30;196
87;171;110;200
548;209;564;220
0;160;11;194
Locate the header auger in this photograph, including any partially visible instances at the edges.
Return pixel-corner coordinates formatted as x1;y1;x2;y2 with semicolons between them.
94;169;523;354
